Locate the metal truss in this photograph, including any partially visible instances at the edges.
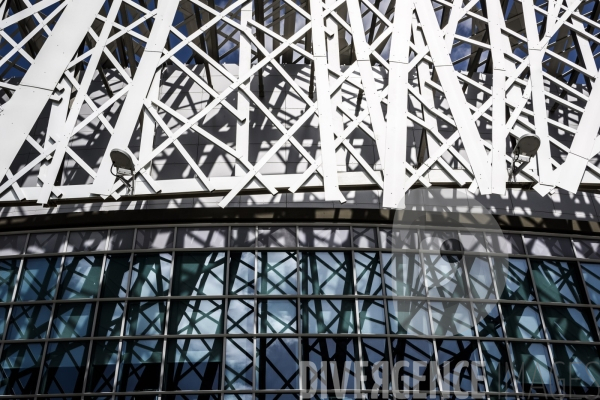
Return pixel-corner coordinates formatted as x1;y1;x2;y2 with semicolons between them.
0;0;598;208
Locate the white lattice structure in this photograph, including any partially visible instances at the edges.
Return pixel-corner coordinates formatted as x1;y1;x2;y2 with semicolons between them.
0;0;598;209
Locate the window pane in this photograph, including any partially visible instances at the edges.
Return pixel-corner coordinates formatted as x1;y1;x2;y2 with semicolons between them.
227;299;254;334
108;229;134;250
437;340;484;393
542;306;596;342
50;302;94;338
473;303;503;337
382;253;425;297
27;232;67;254
258;251;297;295
258;227;296;247
430;301;474;336
0;307;6;337
0;258;19;302
297;227;351;247
87;341;119;393
135;228;174;249
164;338;223;390
58;255;102;299
523;235;574;257
173;252;225;296
228;252;255;295
17;257;60;301
465;256;495;299
551;344;600;395
301;251;353;295
459;231;487;252
573;239;600;259
353;227;378;248
256;337;298;389
118;339;163;392
95;302;124;337
581;263;600;305
169;299;223;335
6;304;52;339
231;227;256;247
0;343;43;395
66;230;107;252
301;337;357;392
423;254;467;298
390;339;435;392
531;259;585;303
486;233;524;254
361;338;389;391
125;301;166;336
258;300;297;333
387;300;430;335
129;253;171;297
379;228;419;250
225;338;253;390
355;252;382;295
501;304;544;339
177;227;228;248
40;341;88;394
0;234;26;256
101;255;130;298
480;341;513;392
358;299;386;334
510;342;557;394
492;258;535;301
302;299;355;333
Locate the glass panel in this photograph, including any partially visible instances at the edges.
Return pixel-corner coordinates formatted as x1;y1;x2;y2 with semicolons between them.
129;253;171;297
480;341;513;392
301;337;357;392
17;257;60;301
255;337;298;389
228;252;255;295
164;338;223;390
581;263;600;305
437;340;484;393
510;342;557;394
0;307;6;336
169;299;223;335
0;258;19;302
117;339;163;392
172;252;225;296
225;338;253;390
379;228;419;250
50;302;94;338
66;230;107;252
258;227;296;247
459;231;487;252
301;251;353;295
523;235;574;257
501;304;545;339
423;254;467;298
465;256;495;299
40;341;89;394
382;253;425;296
430;301;474;336
390;339;436;392
95;302;125;337
387;300;430;335
58;255;103;299
27;232;67;254
542;306;596;342
0;234;26;256
125;301;166;336
486;233;524;254
6;304;52;339
297;227;351;247
101;254;130;298
258;299;297;333
353;227;378;248
135;228;174;249
231;227;256;247
574;239;600;259
531;259;585;303
473;303;503;337
176;227;228;248
87;341;119;393
258;251;297;295
302;299;355;333
0;342;43;395
355;252;382;295
227;299;254;334
108;229;134;250
358;299;386;334
361;338;389;391
492;258;535;301
551;343;600;395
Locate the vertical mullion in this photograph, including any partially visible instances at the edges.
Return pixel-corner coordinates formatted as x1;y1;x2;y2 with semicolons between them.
221;227;232;400
158;226;177;394
378;227;394;396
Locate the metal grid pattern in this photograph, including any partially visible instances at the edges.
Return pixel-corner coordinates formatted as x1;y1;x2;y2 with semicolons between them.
0;0;598;207
1;224;600;398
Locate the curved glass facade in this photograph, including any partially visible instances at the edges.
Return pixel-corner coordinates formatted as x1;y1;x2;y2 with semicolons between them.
0;224;599;399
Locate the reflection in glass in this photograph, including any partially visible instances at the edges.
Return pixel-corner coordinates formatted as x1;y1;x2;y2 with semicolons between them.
301;251;353;295
40;341;88;394
382;253;425;297
228;252;255;295
387;300;430;335
6;304;52;339
302;299;355;333
0;342;43;395
225;338;253;390
164;338;223;390
361;338;389;390
501;304;545;339
437;340;484;392
227;299;254;334
101;255;130;298
301;337;357;391
17;257;60;301
258;299;297;333
551;343;600;394
358;299;386;334
543;306;596;341
581;263;600;305
473;303;503;337
423;254;467;298
130;253;171;297
169;299;223;335
480;341;513;392
492;258;535;301
173;252;225;296
0;258;19;302
390;339;435;392
430;301;474;336
531;259;585;303
465;256;495;299
87;341;119;393
50;302;94;338
256;337;298;389
95;302;124;337
510;342;557;394
355;252;382;295
59;255;103;299
125;301;165;336
117;340;163;392
258;252;297;295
